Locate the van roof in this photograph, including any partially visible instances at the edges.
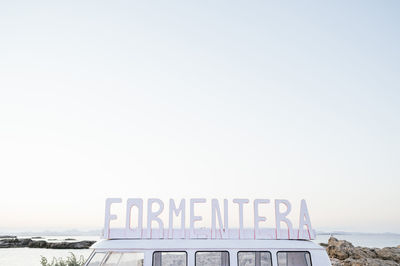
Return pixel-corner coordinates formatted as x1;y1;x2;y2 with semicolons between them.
92;239;324;251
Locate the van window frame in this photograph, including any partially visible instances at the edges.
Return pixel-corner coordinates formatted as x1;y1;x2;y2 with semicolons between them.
237;251;273;266
90;251;146;266
276;251;312;266
152;250;188;266
85;251;108;266
195;250;230;266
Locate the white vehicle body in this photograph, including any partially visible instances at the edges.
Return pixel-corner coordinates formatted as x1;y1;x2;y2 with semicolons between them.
89;198;331;265
84;239;332;266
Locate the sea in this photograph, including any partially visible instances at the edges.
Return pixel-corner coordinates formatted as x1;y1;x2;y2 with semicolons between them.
0;234;399;266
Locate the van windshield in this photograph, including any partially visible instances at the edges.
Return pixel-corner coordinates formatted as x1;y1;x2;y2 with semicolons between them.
86;252;144;266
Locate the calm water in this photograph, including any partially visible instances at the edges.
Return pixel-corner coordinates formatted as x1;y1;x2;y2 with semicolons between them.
0;248;92;266
313;233;400;248
0;236;98;266
0;234;399;266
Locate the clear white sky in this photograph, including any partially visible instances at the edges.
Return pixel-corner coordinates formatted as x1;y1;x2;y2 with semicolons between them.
0;1;399;234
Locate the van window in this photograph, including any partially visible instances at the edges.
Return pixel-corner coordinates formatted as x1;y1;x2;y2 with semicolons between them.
277;252;311;266
153;251;187;266
196;251;229;266
86;252;107;266
102;252;144;266
238;251;272;266
118;253;145;266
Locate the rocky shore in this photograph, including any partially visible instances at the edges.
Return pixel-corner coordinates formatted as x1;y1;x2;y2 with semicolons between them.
1;235;399;265
325;236;400;266
0;236;95;249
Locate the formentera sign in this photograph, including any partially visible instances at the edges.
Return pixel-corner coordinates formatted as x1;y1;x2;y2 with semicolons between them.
103;198;315;240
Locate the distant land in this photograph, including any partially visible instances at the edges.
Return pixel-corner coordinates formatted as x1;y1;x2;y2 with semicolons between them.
0;229;399;237
316;231;400;236
0;229;101;237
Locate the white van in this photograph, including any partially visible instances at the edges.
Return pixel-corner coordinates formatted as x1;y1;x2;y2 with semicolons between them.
84;238;331;266
90;198;332;265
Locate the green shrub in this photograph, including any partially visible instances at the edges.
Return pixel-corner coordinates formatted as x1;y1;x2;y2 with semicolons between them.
40;253;86;266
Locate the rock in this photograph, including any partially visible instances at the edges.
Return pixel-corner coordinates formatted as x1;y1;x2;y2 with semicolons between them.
69;241;95;249
0;237;94;249
330;258;343;266
29;240;48;248
0;239;12;248
351;247;377;260
320;242;328;247
47;241;95;249
327;236;400;265
339;258;399;266
376;247;400;263
327;237;355;260
18;238;33;246
0;237;32;248
0;235;16;239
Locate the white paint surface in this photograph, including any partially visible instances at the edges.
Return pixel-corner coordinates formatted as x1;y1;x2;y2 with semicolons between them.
103;198;316;240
